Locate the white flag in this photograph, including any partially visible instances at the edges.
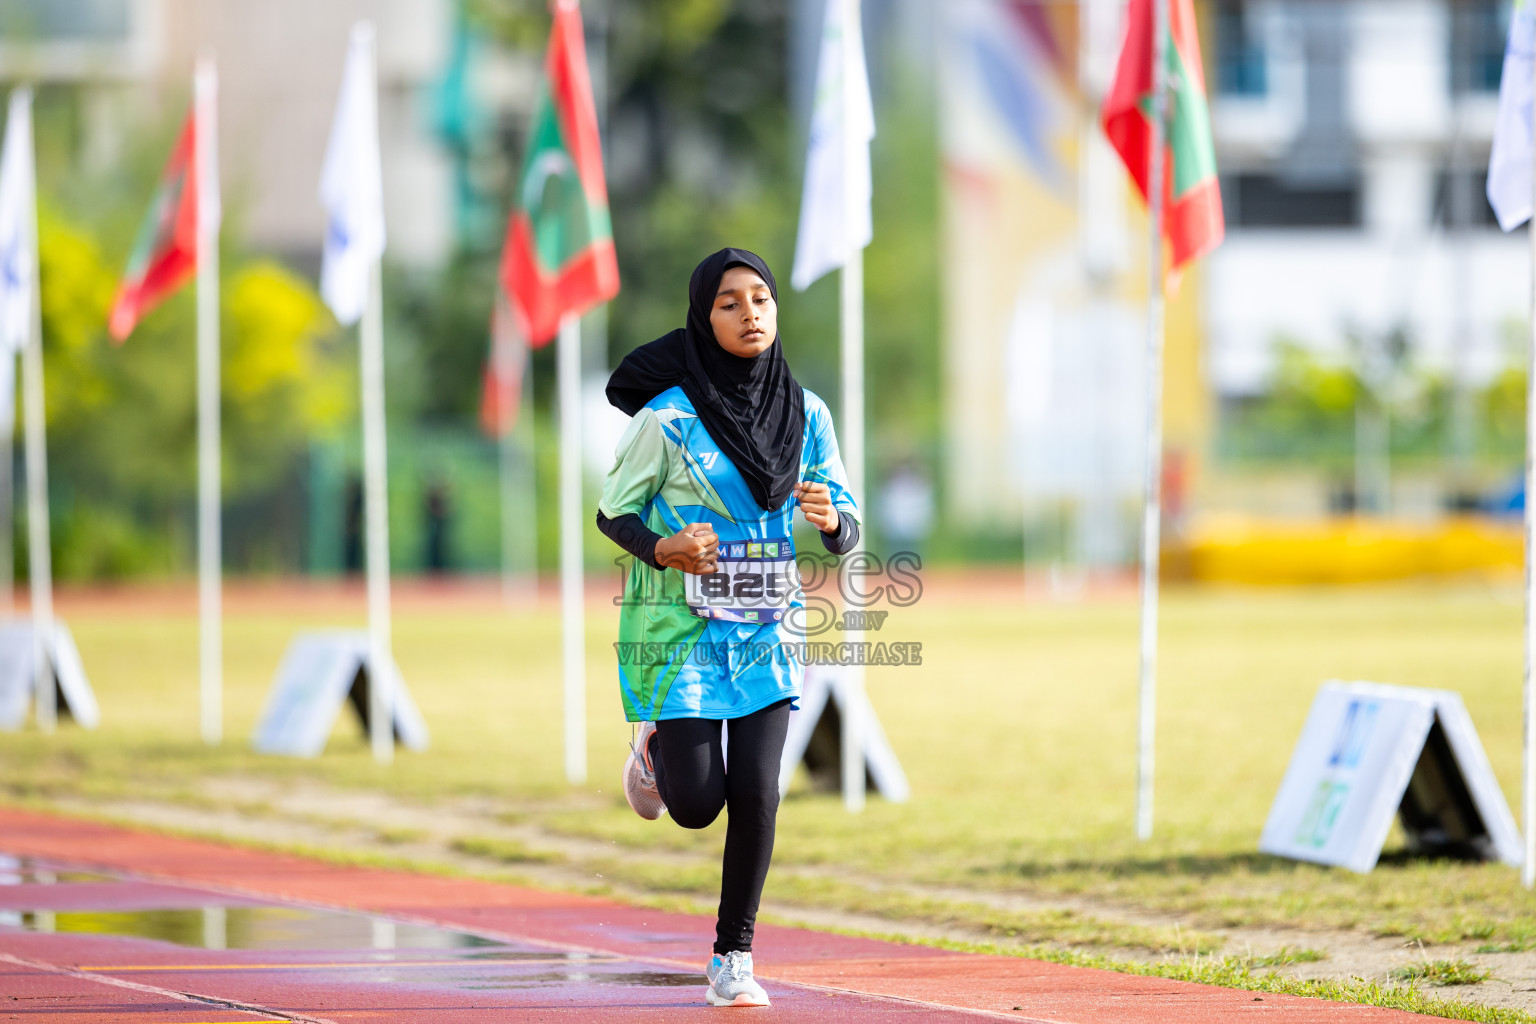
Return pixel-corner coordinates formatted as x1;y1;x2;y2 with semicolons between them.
0;88;35;355
1488;0;1536;232
791;0;875;292
320;22;386;326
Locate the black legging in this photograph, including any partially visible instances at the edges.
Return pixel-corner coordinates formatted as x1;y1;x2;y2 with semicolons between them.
652;698;792;956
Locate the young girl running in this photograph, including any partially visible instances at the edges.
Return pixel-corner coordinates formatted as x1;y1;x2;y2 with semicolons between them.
596;248;860;1007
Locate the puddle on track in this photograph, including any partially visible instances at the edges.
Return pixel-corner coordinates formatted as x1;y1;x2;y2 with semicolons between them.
0;855;115;885
0;905;520;951
0;850;717;1003
0;850;536;952
0;850;674;971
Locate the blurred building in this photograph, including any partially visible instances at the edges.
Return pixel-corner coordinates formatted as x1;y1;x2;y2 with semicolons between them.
940;0;1189;564
0;0;464;267
1208;0;1521;397
940;0;1525;551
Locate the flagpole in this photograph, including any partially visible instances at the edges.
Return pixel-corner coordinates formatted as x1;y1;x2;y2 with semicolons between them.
361;257;393;764
1523;35;1536;890
838;0;868;815
0;371;12;618
839;252;866;814
194;57;222;746
24;278;49;734
1135;0;1170;842
558;312;586;785
19;92;51;732
500;332;537;608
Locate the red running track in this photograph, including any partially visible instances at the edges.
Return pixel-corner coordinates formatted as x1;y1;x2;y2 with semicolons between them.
0;807;1446;1022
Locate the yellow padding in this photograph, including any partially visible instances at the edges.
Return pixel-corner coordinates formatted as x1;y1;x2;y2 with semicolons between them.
1183;516;1524;584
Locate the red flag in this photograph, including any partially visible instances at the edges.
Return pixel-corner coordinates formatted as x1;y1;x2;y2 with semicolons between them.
499;0;619;347
109;111;199;341
480;287;529;438
1101;0;1224;273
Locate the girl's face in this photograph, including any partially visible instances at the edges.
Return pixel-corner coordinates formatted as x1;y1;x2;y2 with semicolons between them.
709;265;777;358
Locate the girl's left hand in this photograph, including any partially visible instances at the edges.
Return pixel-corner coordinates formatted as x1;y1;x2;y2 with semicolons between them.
794;481;839;534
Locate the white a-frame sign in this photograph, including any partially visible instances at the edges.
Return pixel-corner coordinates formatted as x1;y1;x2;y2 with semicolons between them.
252;631;428;757
778;664;909;801
0;620;98;731
1260;681;1520;872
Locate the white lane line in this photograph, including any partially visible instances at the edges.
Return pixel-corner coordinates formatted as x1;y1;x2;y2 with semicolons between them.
0;951;334;1024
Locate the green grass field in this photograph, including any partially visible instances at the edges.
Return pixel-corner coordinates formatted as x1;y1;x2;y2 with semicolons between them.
4;578;1535;1020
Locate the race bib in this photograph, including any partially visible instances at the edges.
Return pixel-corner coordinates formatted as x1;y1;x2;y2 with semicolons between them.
684;537;798;624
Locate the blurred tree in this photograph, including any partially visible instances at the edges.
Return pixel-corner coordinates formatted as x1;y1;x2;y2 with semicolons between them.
389;255;498;425
1218;335;1526;471
28;190;348;578
1230;339;1362;466
863;68;941;481
1482;365;1527;461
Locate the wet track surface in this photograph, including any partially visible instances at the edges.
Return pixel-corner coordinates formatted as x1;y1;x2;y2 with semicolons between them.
0;852;995;1021
0;808;1452;1022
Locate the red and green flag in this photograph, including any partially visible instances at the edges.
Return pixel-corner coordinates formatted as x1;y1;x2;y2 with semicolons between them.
498;0;619;346
1101;0;1224;273
109;110;200;341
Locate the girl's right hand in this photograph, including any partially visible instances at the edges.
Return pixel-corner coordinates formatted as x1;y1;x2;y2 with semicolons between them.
656;523;719;575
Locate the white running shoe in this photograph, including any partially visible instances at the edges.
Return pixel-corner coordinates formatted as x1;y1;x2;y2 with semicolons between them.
622;721;666;820
705;950;770;1007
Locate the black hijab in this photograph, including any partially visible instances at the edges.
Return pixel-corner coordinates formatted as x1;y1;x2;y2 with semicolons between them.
607;248;804;512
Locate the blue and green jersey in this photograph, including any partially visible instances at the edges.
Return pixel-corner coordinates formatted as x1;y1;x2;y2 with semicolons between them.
598;386;858;721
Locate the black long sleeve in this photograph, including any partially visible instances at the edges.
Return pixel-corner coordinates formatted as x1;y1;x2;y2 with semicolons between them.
596;511;664;570
820;510;860;555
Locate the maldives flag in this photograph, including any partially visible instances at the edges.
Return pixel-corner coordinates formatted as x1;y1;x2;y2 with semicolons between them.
109;111;199;341
500;0;619;347
1101;0;1224;273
